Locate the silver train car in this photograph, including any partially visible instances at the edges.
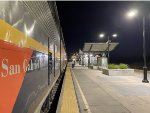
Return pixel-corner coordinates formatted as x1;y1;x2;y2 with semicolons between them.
0;1;67;113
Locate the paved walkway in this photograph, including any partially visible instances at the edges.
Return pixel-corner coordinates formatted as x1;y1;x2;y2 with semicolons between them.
72;66;150;113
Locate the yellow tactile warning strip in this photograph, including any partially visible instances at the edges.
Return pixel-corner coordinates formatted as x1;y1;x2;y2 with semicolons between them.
60;67;80;113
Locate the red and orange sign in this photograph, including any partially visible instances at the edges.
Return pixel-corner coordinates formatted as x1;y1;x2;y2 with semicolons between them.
0;40;32;113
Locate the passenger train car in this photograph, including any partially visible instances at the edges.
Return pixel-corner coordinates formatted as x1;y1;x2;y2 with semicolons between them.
0;1;67;113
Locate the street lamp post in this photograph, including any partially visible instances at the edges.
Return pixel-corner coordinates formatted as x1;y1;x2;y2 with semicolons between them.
142;16;149;83
99;33;117;64
107;35;110;63
126;9;149;83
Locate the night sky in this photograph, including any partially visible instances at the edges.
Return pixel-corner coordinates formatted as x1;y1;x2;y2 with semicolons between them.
56;1;150;63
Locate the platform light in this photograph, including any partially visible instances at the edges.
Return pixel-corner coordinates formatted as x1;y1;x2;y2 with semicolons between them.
126;9;149;83
112;33;118;37
99;32;118;63
99;33;105;38
126;9;138;19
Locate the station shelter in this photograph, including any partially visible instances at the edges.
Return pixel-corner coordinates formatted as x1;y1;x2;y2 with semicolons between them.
79;42;119;68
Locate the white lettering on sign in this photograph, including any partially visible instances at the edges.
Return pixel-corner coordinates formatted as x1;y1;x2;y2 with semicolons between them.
1;59;20;77
1;58;42;77
2;59;8;77
23;59;40;72
23;59;28;72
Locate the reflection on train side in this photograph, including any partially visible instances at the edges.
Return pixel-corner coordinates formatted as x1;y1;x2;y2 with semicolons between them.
26;51;48;72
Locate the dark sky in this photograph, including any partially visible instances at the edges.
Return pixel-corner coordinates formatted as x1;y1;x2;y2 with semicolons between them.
56;1;150;63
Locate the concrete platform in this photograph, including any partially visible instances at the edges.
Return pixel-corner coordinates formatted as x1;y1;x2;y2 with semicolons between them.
72;66;150;113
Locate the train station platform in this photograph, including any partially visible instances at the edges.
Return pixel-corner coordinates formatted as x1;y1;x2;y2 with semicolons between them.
57;65;150;113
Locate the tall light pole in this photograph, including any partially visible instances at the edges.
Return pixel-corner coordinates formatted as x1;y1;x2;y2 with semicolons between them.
99;33;117;64
107;35;110;63
126;9;149;83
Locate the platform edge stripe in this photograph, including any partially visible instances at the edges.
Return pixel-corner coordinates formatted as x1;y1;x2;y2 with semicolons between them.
59;67;80;113
71;69;92;113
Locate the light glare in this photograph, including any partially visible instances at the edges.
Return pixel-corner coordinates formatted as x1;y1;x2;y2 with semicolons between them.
112;34;117;37
99;33;104;38
127;9;138;18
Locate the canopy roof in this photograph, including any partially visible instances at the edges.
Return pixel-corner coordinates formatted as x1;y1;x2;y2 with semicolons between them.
83;42;119;52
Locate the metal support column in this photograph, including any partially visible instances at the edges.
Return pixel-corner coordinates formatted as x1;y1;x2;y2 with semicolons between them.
107;35;110;64
142;16;149;83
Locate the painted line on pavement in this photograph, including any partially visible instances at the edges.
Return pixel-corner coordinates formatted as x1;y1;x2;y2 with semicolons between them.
71;70;92;113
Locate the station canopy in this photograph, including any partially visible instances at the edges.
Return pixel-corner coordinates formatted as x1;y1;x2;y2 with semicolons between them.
83;42;119;53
